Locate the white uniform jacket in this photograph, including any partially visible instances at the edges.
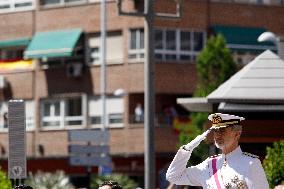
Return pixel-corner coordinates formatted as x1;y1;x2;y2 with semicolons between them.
166;146;269;189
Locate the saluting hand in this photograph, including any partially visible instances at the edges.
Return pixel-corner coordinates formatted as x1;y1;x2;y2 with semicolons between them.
183;129;212;151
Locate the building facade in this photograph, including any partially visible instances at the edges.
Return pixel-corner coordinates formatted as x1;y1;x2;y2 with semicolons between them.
0;0;284;187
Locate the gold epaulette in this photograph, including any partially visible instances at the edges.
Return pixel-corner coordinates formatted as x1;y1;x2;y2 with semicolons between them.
209;154;221;159
242;152;259;159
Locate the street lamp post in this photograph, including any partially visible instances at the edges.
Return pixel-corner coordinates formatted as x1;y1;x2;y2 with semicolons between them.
98;0;107;179
144;0;155;188
117;1;182;188
101;0;107;132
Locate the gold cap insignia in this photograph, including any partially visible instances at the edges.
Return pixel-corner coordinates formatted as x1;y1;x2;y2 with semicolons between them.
212;114;222;124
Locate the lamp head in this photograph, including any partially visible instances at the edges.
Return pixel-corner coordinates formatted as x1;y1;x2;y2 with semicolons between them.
258;31;278;44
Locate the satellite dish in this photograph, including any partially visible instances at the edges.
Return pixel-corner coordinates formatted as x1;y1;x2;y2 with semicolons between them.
258;32;278;43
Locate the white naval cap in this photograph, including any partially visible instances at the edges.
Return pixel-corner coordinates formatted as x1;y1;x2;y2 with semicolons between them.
208;113;245;129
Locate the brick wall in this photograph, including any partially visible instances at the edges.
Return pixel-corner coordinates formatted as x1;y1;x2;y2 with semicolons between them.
3;71;34;99
1;1;284;41
1;0;284;159
0;12;34;40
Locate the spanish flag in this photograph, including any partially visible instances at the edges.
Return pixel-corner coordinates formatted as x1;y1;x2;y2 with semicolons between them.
173;116;192;134
0;59;34;72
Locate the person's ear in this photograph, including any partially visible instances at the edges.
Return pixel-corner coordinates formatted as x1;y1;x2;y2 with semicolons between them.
235;131;241;140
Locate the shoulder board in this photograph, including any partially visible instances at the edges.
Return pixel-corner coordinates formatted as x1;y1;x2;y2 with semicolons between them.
209;154;221;159
242;152;259;159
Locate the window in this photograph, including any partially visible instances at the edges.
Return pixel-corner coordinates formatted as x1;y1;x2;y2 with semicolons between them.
89;96;124;128
40;0;112;7
89;31;124;65
154;29;205;62
128;28;144;61
42;100;62;127
0;0;35;13
211;0;284;5
65;98;83;126
269;0;284;5
25;100;35;129
0;102;8;130
109;113;123;124
41;0;86;7
0;48;24;60
41;96;85;129
0;101;34;131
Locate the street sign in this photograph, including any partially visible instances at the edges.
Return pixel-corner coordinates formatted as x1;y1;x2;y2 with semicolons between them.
70;155;111;166
68;130;109;144
8;100;27;179
69;145;109;155
68;129;111;167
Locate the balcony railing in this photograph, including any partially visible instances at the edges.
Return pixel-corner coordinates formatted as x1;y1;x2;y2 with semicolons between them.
211;0;284;6
129;114;190;128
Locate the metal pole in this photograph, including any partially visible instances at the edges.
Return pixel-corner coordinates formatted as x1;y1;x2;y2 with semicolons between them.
101;0;107;131
144;0;155;188
99;0;107;179
116;1;181;188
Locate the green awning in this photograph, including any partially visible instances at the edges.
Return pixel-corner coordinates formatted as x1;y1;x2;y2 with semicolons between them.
0;38;30;48
24;28;82;59
211;25;276;53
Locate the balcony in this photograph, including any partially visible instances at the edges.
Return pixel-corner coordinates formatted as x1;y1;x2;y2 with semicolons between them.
211;0;284;6
129;114;190;128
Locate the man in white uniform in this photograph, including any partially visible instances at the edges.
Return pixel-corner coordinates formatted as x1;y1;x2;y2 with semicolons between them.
166;113;269;189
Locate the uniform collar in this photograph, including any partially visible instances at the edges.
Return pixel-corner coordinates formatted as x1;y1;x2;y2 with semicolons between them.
221;146;242;160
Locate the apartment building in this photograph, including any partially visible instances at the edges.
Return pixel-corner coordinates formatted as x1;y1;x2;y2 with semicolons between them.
0;0;283;187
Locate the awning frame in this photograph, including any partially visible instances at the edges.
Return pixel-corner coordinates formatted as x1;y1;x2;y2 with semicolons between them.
177;97;213;112
24;28;82;59
0;38;30;48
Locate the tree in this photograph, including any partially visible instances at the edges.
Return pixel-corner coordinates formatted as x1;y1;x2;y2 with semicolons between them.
263;140;284;188
91;173;138;189
195;34;237;97
178;34;237;164
0;168;11;189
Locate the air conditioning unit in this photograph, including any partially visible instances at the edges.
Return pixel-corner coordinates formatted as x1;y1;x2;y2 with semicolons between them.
66;64;83;78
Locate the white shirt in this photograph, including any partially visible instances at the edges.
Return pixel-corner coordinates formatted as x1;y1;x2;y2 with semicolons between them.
166;146;269;189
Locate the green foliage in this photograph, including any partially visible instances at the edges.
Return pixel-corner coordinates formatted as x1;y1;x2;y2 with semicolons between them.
25;170;74;189
178;113;207;144
90;173;138;189
0;168;11;189
178;112;209;165
178;34;237;164
263;140;284;188
195;34;237;97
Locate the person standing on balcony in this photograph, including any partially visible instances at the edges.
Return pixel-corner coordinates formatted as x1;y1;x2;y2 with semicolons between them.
134;103;144;123
166;113;269;189
164;105;177;126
